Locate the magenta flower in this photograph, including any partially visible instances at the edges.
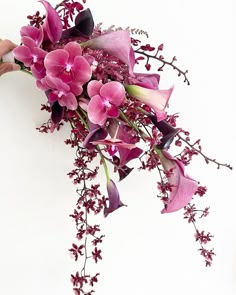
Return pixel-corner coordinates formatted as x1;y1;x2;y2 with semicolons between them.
40;0;62;43
20;25;44;48
125;84;174;121
37;76;80;110
104;179;125;217
87;80;126;125
44;42;92;83
84;30;135;74
159;150;198;213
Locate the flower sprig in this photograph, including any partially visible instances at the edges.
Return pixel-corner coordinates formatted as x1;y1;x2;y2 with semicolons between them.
7;0;232;293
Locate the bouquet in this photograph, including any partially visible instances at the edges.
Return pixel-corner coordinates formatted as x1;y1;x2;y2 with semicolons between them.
2;0;232;294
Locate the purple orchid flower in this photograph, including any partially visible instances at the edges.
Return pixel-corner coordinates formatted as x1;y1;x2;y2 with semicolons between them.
159;150;198;213
87;80;126;125
104;179;125;217
125;84;174;122
40;0;62;43
83;30;135;74
44;41;92;83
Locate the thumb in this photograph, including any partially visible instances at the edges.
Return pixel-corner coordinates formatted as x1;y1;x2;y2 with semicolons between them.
0;62;20;76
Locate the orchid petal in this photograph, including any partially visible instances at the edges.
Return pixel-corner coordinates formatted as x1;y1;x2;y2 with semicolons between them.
100;81;126;106
40;0;62;43
159;150;198;213
104;180;125;217
87;80;103;98
87;95;107;125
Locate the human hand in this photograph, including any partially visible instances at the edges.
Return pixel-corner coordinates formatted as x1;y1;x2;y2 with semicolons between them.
0;39;20;76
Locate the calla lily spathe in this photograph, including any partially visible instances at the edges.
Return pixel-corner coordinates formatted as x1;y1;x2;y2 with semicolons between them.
104;179;125;217
158;150;198;213
125;84;174;122
40;0;62;43
83;30;135;74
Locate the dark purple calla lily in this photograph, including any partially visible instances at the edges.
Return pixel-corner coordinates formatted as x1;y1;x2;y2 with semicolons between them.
104;179;125;217
61;9;94;40
149;115;180;149
83;125;108;149
51;100;65;124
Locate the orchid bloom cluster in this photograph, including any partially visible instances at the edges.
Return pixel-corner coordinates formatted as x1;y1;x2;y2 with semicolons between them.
11;0;232;294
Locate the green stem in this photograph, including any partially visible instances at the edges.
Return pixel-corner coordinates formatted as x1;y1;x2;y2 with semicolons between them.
97;147;110;181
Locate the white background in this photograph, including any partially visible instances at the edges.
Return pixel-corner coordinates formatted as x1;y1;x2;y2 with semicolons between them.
0;0;235;294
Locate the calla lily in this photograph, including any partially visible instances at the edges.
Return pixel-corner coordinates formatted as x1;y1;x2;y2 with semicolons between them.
149;116;180;149
104;179;125;217
133;72;160;89
158;150;198;213
125;84;174;122
83;125;108;149
61;8;94;39
83;30;135;74
40;0;62;43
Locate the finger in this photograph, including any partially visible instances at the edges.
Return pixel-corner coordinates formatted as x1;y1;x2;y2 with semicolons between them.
0;62;20;76
0;39;17;59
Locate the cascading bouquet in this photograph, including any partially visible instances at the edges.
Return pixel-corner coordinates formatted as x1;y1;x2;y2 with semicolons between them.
3;0;232;294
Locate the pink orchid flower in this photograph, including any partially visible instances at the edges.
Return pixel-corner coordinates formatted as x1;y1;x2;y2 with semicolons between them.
87;80;126;125
125;84;174;121
44;41;92;83
158;150;198;213
13;45;47;79
40;0;62;43
20;25;44;48
37;76;80;110
104;179;125;217
83;30;135;74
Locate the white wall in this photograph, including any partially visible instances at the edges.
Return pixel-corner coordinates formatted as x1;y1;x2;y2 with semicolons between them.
0;0;235;294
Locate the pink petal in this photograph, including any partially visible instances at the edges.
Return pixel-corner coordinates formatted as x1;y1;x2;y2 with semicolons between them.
87;95;107;125
100;81;126;106
160;150;198;213
126;84;174;121
40;0;62;43
59;93;78;110
87;80;103;98
13;46;32;66
20;25;44;47
44;49;69;75
134;72;160;89
85;30;134;74
72;55;92;82
64;42;82;60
